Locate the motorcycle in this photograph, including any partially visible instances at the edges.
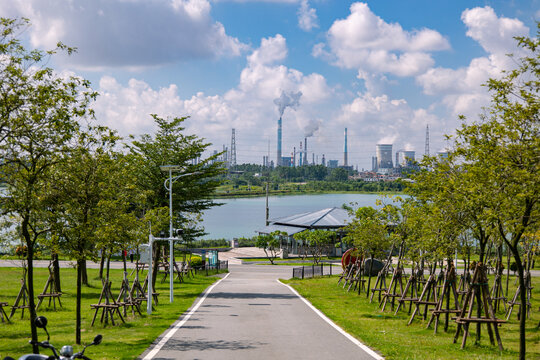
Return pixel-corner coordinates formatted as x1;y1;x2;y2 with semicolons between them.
3;316;102;360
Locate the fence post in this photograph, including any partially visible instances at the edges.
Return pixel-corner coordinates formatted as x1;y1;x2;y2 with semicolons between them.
301;266;304;279
330;262;332;276
321;263;323;277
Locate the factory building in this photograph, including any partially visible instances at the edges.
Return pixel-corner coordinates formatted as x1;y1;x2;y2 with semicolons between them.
376;144;393;173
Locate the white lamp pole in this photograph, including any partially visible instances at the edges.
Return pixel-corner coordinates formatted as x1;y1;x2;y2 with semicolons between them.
160;165;200;303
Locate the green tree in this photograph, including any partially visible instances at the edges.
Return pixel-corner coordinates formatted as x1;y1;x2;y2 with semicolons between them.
129;115;225;286
46;126;134;345
0;18;95;352
295;229;335;264
344;206;394;296
256;231;284;264
451;31;539;359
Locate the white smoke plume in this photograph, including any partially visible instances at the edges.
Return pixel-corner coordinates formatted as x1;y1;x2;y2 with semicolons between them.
304;118;322;137
274;90;302;117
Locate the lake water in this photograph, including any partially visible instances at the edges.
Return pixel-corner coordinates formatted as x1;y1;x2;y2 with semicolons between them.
201;193;386;240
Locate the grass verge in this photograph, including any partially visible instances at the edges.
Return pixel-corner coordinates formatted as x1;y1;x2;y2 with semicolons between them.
0;266;224;359
284;275;540;359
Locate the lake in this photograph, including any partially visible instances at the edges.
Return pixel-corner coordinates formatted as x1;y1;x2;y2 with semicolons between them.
200;193;390;240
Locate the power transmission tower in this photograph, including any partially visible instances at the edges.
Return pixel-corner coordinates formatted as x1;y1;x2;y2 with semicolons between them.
230;128;237;167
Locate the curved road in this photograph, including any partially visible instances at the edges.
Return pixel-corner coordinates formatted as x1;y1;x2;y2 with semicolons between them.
139;264;381;360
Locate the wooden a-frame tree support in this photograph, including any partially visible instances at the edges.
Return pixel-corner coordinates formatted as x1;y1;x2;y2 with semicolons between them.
394;263;422;315
10;267;31;319
427;260;461;333
380;242;406;312
505;270;532;320
90;279;125;326
408;262;439;325
142;274;160;305
36;262;63;311
351;258;367;294
370;244;394;303
490;246;507;313
116;272;142;317
337;262;354;286
457;252;472;304
130;259;149;308
453;263;505;351
505;246;534;321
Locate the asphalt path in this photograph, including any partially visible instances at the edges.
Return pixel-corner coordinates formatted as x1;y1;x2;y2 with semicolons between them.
139;264;381;360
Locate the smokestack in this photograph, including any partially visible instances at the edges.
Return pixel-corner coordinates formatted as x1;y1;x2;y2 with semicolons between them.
304;137;308;165
344;128;348;167
277;116;282;166
299;142;303;166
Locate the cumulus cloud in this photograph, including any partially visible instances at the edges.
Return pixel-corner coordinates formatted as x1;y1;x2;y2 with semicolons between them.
92;34;331;163
2;0;246;68
416;6;529;118
297;0;318;32
336;92;440;158
316;2;449;77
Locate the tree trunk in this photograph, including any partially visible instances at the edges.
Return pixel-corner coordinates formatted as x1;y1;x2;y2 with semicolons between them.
76;259;82;345
152;243;161;289
26;241;39;354
512;247;526;360
81;259;88;285
22;216;39;354
52;252;61;292
99;249;105;279
367;255;374;297
123;249;127;273
106;254;111;281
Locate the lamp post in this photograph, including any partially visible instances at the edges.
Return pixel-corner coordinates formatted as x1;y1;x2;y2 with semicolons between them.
160;165;200;303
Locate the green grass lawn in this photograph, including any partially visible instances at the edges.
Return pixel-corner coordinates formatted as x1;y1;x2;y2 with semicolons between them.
284;275;540;360
0;267;224;359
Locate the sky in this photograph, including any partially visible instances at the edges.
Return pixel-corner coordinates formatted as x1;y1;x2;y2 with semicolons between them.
1;0;538;169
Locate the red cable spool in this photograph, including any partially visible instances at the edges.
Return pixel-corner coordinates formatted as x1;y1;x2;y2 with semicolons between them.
341;248;361;269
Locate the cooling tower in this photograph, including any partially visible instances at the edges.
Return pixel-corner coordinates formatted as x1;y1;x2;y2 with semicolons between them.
376;144;393;169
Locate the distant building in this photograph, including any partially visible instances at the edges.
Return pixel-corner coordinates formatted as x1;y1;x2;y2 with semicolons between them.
371;156;378;172
281;156;293;167
398;151;415;167
376;144;393;170
327;160;339;168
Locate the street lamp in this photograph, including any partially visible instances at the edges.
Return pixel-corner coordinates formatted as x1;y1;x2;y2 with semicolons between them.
160;165;200;303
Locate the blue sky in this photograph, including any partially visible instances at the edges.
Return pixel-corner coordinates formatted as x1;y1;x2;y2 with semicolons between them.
1;0;538;169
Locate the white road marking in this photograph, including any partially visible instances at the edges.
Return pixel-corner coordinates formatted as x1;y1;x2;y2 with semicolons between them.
142;273;230;359
278;279;384;360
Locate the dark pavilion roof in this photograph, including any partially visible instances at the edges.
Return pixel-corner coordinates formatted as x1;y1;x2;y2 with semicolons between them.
256;207;351;236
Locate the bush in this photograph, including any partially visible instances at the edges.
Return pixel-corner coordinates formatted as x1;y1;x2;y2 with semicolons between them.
190;255;203;269
238;237;257;247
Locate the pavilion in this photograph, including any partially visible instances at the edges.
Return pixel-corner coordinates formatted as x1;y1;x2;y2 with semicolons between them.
256;207;352;255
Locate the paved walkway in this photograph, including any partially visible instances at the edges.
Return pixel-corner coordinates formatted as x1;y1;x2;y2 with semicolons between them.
139;264;381;360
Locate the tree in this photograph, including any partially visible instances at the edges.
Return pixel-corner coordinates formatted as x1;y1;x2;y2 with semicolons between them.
451;31;539;359
294;229;335;264
0;18;95;352
46;126;135;345
129;115;225;286
344;206;394;296
406;28;539;358
256;231;284;264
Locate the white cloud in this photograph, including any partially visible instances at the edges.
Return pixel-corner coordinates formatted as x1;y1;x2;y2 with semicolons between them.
2;0;247;68
416;6;530;118
461;6;528;55
297;0;318;32
317;2;450;77
92;34;332;163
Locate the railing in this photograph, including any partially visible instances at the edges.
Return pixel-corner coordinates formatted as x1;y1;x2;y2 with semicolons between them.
292;263;334;279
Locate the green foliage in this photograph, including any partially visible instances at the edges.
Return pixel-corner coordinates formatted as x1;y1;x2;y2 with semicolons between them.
128;115;226;240
344;206;394;260
294;229;335;264
256;231;284;264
